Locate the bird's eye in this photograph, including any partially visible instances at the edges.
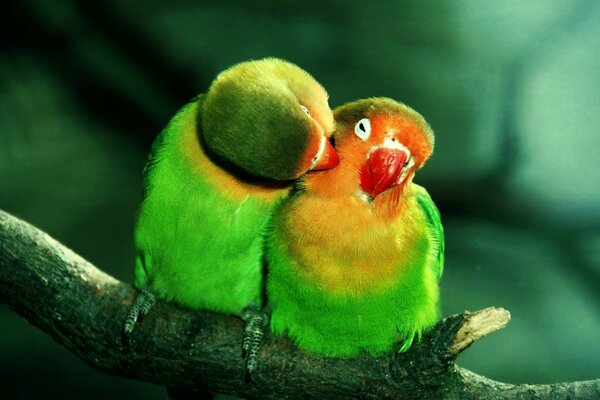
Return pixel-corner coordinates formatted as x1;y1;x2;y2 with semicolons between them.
354;118;371;141
300;104;311;116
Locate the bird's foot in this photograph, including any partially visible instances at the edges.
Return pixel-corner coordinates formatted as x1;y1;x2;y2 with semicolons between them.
240;305;269;376
124;286;156;336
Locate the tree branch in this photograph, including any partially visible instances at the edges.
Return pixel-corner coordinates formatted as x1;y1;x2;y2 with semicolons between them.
0;209;598;399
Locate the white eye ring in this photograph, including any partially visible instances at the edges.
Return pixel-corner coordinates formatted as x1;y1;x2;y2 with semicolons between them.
300;104;311;116
354;118;371;141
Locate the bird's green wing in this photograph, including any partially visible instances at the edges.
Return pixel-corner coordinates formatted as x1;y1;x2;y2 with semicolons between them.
415;187;445;278
141;94;206;201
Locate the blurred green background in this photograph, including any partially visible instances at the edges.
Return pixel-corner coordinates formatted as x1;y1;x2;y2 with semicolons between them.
1;0;599;398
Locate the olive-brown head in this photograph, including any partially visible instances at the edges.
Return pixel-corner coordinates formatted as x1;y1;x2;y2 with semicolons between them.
201;58;338;180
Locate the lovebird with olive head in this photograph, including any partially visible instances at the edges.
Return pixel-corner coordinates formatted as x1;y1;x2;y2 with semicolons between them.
126;59;339;365
266;98;444;356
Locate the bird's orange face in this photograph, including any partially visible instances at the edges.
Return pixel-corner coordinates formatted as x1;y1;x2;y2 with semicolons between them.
333;105;434;201
293;87;339;177
357;113;432;198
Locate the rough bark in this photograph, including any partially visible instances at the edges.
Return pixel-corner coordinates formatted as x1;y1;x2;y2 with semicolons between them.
0;209;598;399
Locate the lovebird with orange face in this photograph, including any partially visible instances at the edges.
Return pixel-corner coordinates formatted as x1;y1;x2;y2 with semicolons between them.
266;98;444;356
125;58;339;371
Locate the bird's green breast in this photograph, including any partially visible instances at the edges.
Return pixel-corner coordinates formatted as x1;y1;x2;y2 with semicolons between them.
134;99;289;313
266;184;441;356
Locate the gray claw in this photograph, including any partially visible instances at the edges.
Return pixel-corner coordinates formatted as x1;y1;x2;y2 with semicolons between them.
124;287;156;336
240;306;269;375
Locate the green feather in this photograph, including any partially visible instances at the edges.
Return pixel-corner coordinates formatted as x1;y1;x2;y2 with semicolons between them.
134;97;280;313
266;184;444;357
415;186;445;278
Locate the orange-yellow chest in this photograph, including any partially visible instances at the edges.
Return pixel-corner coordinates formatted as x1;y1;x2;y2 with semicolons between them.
277;186;426;295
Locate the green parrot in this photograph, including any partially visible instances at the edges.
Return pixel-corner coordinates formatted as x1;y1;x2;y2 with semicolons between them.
125;58;339;371
265;97;444;356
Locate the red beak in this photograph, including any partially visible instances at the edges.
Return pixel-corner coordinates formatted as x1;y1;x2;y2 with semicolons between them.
359;147;408;197
311;139;340;171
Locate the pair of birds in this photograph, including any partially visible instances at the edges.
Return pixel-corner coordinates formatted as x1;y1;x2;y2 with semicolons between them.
125;58;444;371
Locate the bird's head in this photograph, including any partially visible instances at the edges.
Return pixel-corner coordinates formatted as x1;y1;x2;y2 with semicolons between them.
201;58;338;180
332;98;434;201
